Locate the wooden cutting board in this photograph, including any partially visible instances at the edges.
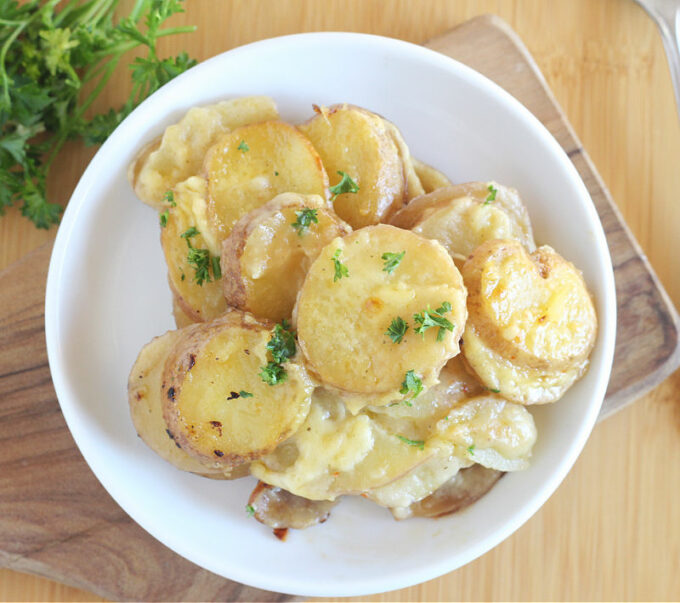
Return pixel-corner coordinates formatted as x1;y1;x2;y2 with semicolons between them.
1;14;678;602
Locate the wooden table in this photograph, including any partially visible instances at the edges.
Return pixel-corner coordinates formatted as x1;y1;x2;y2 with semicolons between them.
1;0;679;600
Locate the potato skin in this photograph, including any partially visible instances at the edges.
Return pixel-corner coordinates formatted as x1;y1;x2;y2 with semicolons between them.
162;310;314;467
463;239;597;372
294;224;467;401
390;182;536;260
128;329;224;477
298;104;406;228
412;158;453;193
221;192;351;322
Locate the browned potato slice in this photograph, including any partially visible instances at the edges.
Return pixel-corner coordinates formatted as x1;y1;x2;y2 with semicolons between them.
172;295;197;328
222;193;351;322
298;104;405;228
162;311;314;467
463;239;597;371
382;119;425;200
390;182;536;261
128;330;223;477
161;176;227;322
129;96;279;209
392;465;503;520
412;158;453;193
295;225;467;402
248;481;337;530
462;323;587;405
205;120;329;240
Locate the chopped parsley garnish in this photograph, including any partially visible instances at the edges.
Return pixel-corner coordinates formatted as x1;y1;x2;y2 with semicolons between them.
332;248;349;282
382;251;405;274
488;388;501;394
329;171;359;202
260;321;296;386
385;316;408;344
291;208;319;236
239;391;254;398
467;444;476;455
259;361;287;385
266;321;297;364
396;435;425;450
484;184;498;204
413;301;454;341
164;190;176;207
245;504;255;517
237;140;249;152
400;370;423;400
274;171;279;176
180;226;221;285
159;210;169;227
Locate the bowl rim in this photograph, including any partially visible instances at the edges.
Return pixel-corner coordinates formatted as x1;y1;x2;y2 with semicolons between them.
45;31;617;597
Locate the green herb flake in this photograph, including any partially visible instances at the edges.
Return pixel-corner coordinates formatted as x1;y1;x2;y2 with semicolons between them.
291;207;319;236
329;171;359;202
385;316;408;344
239;391;254;398
159;210;169;227
211;256;222;280
413;302;455;341
274;171;279;176
381;251;405;274
400;370;423;400
332;248;349;282
187;246;211;285
484;184;498;204
396;435;425;450
180;226;200;240
237;140;249;152
266;321;297;364
467;444;476;455
488;388;501;394
164;190;176;207
245;504;255;517
259;361;287;386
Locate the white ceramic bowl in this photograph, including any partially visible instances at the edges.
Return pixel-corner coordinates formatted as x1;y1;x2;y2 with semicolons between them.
45;33;616;597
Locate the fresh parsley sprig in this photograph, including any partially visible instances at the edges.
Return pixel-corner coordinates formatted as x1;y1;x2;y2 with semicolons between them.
331;248;349;282
180;226;221;285
413;301;454;342
329;170;359;202
400;369;423;401
291;207;318;236
484;184;498;204
260;320;296;386
0;0;197;229
385;316;408;344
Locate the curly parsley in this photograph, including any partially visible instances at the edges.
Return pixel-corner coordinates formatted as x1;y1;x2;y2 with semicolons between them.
331;248;349;282
400;369;423;400
385;316;408;344
291;207;318;236
329;170;359;202
260;320;296;386
382;251;405;274
484;184;498;204
413;301;454;342
180;226;221;285
237;139;249;152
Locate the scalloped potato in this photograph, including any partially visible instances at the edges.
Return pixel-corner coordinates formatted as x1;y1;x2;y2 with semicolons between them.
222;192;352;322
130;96;279;209
412;158;453;193
205;120;329;241
162;311;314;467
298;104;405;228
295;224;467;401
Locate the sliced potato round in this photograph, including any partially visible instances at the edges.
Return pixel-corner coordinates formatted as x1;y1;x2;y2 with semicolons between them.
432;394;537;471
390;182;536;261
295;224;467;400
172;294;197;328
205;120;329;240
251;388;435;501
222;192;351;322
461;323;587;405
130;96;279;209
464;239;597;371
382;118;425;200
162;311;314;467
161;176;227;322
412;158;453;193
128;330;224;477
298;104;405;228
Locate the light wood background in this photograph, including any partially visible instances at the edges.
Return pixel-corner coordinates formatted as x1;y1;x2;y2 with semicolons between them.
1;0;679;601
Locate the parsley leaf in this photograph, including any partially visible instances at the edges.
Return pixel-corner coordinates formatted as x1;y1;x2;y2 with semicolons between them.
259;361;287;386
245;504;255;516
396;435;425;450
413;302;455;341
484;184;498;204
329;170;359;202
181;226;200;239
382;251;405;274
467;444;476;455
239;391;253;398
164;190;176;207
159;210;169;227
180;226;220;285
400;370;423;400
266;321;296;364
0;0;197;229
332;248;349;282
385;316;408;344
237;139;249;152
291;207;318;236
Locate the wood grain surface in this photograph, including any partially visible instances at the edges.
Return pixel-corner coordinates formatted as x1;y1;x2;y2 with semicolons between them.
1;1;679;601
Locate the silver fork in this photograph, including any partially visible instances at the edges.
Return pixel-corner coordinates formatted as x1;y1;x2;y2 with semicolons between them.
633;0;680;121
